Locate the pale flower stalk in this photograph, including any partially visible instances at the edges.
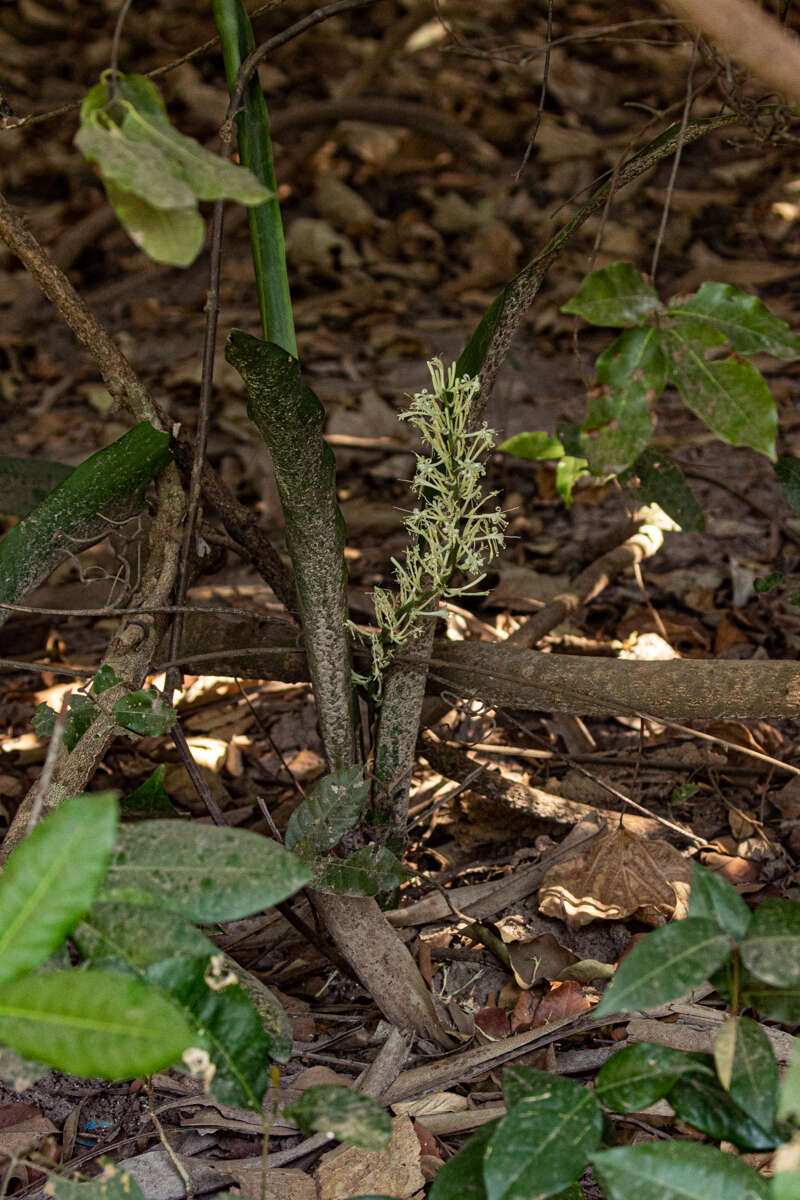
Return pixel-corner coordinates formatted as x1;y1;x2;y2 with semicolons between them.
350;358;507;692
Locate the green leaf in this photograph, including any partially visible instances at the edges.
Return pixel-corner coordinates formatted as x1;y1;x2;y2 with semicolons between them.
75;124;195;208
712;963;800;1023
121;765;176;817
50;1167;147;1200
665;328;778;460
770;1162;800;1200
595;327;669;394
579;379;654;476
555;456;589;506
619;448;704;531
595;918;732;1016
62;694;97;751
688;862;752;941
669;1071;779;1150
484;1069;602;1200
106;820;311;922
312;846;408;897
595;1043;713;1112
0;457;73;518
284;1085;392;1150
81;73;168;124
778;1040;800;1119
498;432;565;461
0;421;171;623
429;1120;498;1200
121;108;271;205
592;1141;769;1200
102;180;204;267
561;262;663;327
740;899;800;986
91;665;121;696
0;793;117;987
0;969;193;1078
668;282;800;359
113;688;176;737
75;902;272;1109
715;1016;778;1134
775;457;800;518
285;766;369;858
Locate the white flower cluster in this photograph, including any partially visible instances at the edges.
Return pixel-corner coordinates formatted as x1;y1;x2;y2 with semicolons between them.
351;359;507;691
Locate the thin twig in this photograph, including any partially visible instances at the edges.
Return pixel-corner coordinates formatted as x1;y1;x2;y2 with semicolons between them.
514;0;553;181
650;35;700;279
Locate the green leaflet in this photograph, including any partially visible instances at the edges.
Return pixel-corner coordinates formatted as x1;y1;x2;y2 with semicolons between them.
76;72;272;266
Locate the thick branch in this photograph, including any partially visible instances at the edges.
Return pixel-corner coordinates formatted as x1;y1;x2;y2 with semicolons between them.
663;0;800;104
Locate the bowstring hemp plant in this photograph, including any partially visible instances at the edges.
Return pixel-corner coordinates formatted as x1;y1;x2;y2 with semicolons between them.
350;358;508;695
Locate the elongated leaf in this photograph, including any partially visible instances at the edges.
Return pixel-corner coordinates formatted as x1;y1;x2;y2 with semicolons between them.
50;1168;146;1200
484;1069;602;1200
619;448;704;531
284;1085;391;1150
670;1072;779;1150
106;820;311;922
715;1016;778;1133
75;124;195;208
103;180;204;267
0;422;171;627
668;282;800;359
213;0;296;352
226;334;352;768
665;328;778;460
592;1141;768;1200
313;846;408;897
0;969;193;1078
595;327;668;393
429;1120;498;1200
75;903;273;1108
498;432;564;461
0;793;117;986
81;73;168;124
562;262;663;327
595;1043;713;1112
285;766;369;858
688;862;752;941
0;457;73;518
579;379;654;476
595;918;732;1016
555;456;589;506
740;899;800;986
778;1041;800;1119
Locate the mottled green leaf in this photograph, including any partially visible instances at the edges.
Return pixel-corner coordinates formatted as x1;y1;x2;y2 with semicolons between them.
740;899;800;986
284;1085;391;1150
595;327;669;393
313;846;408;897
668;282;800;359
106;820;311;922
113;688;176;737
592;1141;768;1200
595;918;732;1016
715;1016;778;1133
484;1069;602;1200
562;262;663;327
776;457;800;518
619;447;704;531
670;1071;779;1150
778;1040;800;1119
688;862;752;941
285;765;368;858
665;328;778;460
579;378;654;475
595;1043;712;1112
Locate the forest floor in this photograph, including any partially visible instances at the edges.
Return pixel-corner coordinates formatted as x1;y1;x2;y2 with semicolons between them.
1;0;800;1196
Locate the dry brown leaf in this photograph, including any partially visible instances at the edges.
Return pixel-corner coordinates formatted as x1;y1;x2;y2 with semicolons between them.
503;930;579;989
531;980;592;1026
213;1164;317;1200
315;1115;424;1200
538;827;691;929
474;1007;511;1041
0;1103;56;1160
